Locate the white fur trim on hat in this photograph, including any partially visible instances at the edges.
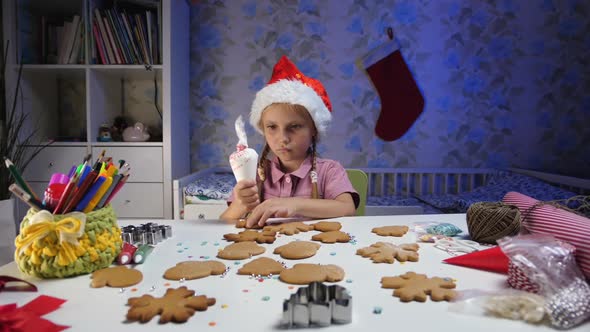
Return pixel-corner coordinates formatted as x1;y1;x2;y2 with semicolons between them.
250;79;331;138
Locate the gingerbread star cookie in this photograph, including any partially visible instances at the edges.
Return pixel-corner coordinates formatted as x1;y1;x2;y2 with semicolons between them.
217;241;266;260
223;229;277;244
280;263;345;285
263;222;314;235
91;266;143;288
127;286;215;323
357;242;419;264
311;230;350;243
372;225;409;237
163;261;226;280
274;241;321;259
381;272;457;302
312;221;342;232
237;257;285;276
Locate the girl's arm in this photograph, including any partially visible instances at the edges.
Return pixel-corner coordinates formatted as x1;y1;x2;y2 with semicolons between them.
245;193;355;227
220;180;259;222
219;201;249;221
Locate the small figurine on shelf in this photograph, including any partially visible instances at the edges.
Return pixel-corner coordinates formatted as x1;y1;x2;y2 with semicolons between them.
110;116;129;141
123;122;150;142
97;124;112;142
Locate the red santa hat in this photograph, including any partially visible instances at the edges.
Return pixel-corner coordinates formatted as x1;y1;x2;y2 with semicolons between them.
250;56;332;138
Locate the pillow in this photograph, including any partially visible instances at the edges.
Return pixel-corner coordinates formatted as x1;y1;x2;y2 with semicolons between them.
412;194;458;212
452;173;577;213
503;191;590;279
184;172;236;200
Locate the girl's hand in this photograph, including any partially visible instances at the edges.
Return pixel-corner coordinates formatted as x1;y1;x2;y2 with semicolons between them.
234;180;259;211
245;198;298;228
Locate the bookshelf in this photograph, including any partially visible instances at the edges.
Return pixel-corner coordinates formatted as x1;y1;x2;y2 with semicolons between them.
2;0;190;219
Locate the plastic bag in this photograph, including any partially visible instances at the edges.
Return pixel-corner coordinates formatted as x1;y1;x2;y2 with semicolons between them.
498;234;590;329
449;289;546;324
413;221;463;243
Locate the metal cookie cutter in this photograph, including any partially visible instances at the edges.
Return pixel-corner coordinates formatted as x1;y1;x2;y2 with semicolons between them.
282;282;352;327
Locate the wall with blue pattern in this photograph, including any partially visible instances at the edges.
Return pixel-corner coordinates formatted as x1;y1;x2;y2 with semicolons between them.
189;0;590;178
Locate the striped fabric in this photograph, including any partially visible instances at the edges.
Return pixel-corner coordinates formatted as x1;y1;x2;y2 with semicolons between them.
503;191;590;279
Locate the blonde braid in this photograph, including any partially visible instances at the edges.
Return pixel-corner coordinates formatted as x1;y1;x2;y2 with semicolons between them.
257;143;271;202
310;138;319;199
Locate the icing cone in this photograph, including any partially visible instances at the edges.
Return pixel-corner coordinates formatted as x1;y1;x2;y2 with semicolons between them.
443;246;509;274
230;145;258;182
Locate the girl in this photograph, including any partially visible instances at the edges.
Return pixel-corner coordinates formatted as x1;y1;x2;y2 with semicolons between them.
221;56;359;227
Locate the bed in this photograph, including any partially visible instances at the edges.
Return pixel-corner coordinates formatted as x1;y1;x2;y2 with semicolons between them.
173;167;590;220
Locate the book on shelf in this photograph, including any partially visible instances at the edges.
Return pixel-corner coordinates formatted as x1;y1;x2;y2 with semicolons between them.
91;3;160;65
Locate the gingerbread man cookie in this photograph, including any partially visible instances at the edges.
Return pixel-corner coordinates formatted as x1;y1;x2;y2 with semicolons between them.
312;221;342;232
163;261;226;280
372;225;409;237
274;241;321;259
237;257;285;276
127;286;215;323
91;266;143;288
381;272;457;302
263;222;314;235
224;229;277;244
357;242;419;264
217;241;266;260
311;231;350;243
279;263;345;285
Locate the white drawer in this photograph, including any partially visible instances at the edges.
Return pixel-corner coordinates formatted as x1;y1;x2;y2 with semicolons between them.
91;146;162;182
109;182;163;218
183;203;227;220
22;146;88;181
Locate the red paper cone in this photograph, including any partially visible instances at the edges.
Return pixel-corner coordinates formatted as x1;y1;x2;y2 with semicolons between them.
443;246;509;274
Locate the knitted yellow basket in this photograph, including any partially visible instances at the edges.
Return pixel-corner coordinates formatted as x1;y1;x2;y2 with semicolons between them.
14;205;122;278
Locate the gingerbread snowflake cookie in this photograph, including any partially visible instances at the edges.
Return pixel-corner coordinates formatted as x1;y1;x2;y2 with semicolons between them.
274;241;321;259
163;261;227;280
381;272;457;302
217;241;266;260
224;229;277;244
372;225;409;237
237;257;285;276
311;231;350;243
263;222;314;235
91;266;143;288
357;242;419;264
311;221;342;232
280;263;345;285
126;286;215;323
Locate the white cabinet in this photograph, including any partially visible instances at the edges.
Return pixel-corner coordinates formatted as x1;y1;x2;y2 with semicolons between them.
3;0;189;219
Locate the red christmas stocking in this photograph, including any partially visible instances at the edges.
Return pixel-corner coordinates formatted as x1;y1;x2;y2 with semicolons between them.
360;39;424;141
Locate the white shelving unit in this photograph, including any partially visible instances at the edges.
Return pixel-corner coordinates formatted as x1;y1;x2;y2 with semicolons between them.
2;0;189;219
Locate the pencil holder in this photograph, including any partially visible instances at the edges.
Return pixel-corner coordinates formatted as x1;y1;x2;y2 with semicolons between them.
14;205;122;278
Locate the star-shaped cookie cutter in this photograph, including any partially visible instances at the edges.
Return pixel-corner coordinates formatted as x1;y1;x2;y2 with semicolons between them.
282;282;352;327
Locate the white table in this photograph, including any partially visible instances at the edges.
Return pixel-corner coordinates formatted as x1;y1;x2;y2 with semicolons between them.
0;214;583;331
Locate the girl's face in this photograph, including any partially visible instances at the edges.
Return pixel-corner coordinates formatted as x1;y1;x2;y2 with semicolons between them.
261;103;316;168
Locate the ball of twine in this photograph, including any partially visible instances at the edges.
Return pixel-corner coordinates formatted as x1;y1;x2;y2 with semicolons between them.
466;202;521;244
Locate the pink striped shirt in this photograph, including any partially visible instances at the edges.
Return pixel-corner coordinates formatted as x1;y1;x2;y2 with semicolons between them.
229;155;359;208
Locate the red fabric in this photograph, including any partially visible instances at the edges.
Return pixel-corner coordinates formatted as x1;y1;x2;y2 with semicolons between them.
0;276;37;292
443;246;509;274
503;191;590;279
366;50;424;141
0;295;68;332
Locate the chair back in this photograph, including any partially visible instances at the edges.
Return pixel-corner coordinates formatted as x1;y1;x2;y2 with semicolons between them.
346;169;368;216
